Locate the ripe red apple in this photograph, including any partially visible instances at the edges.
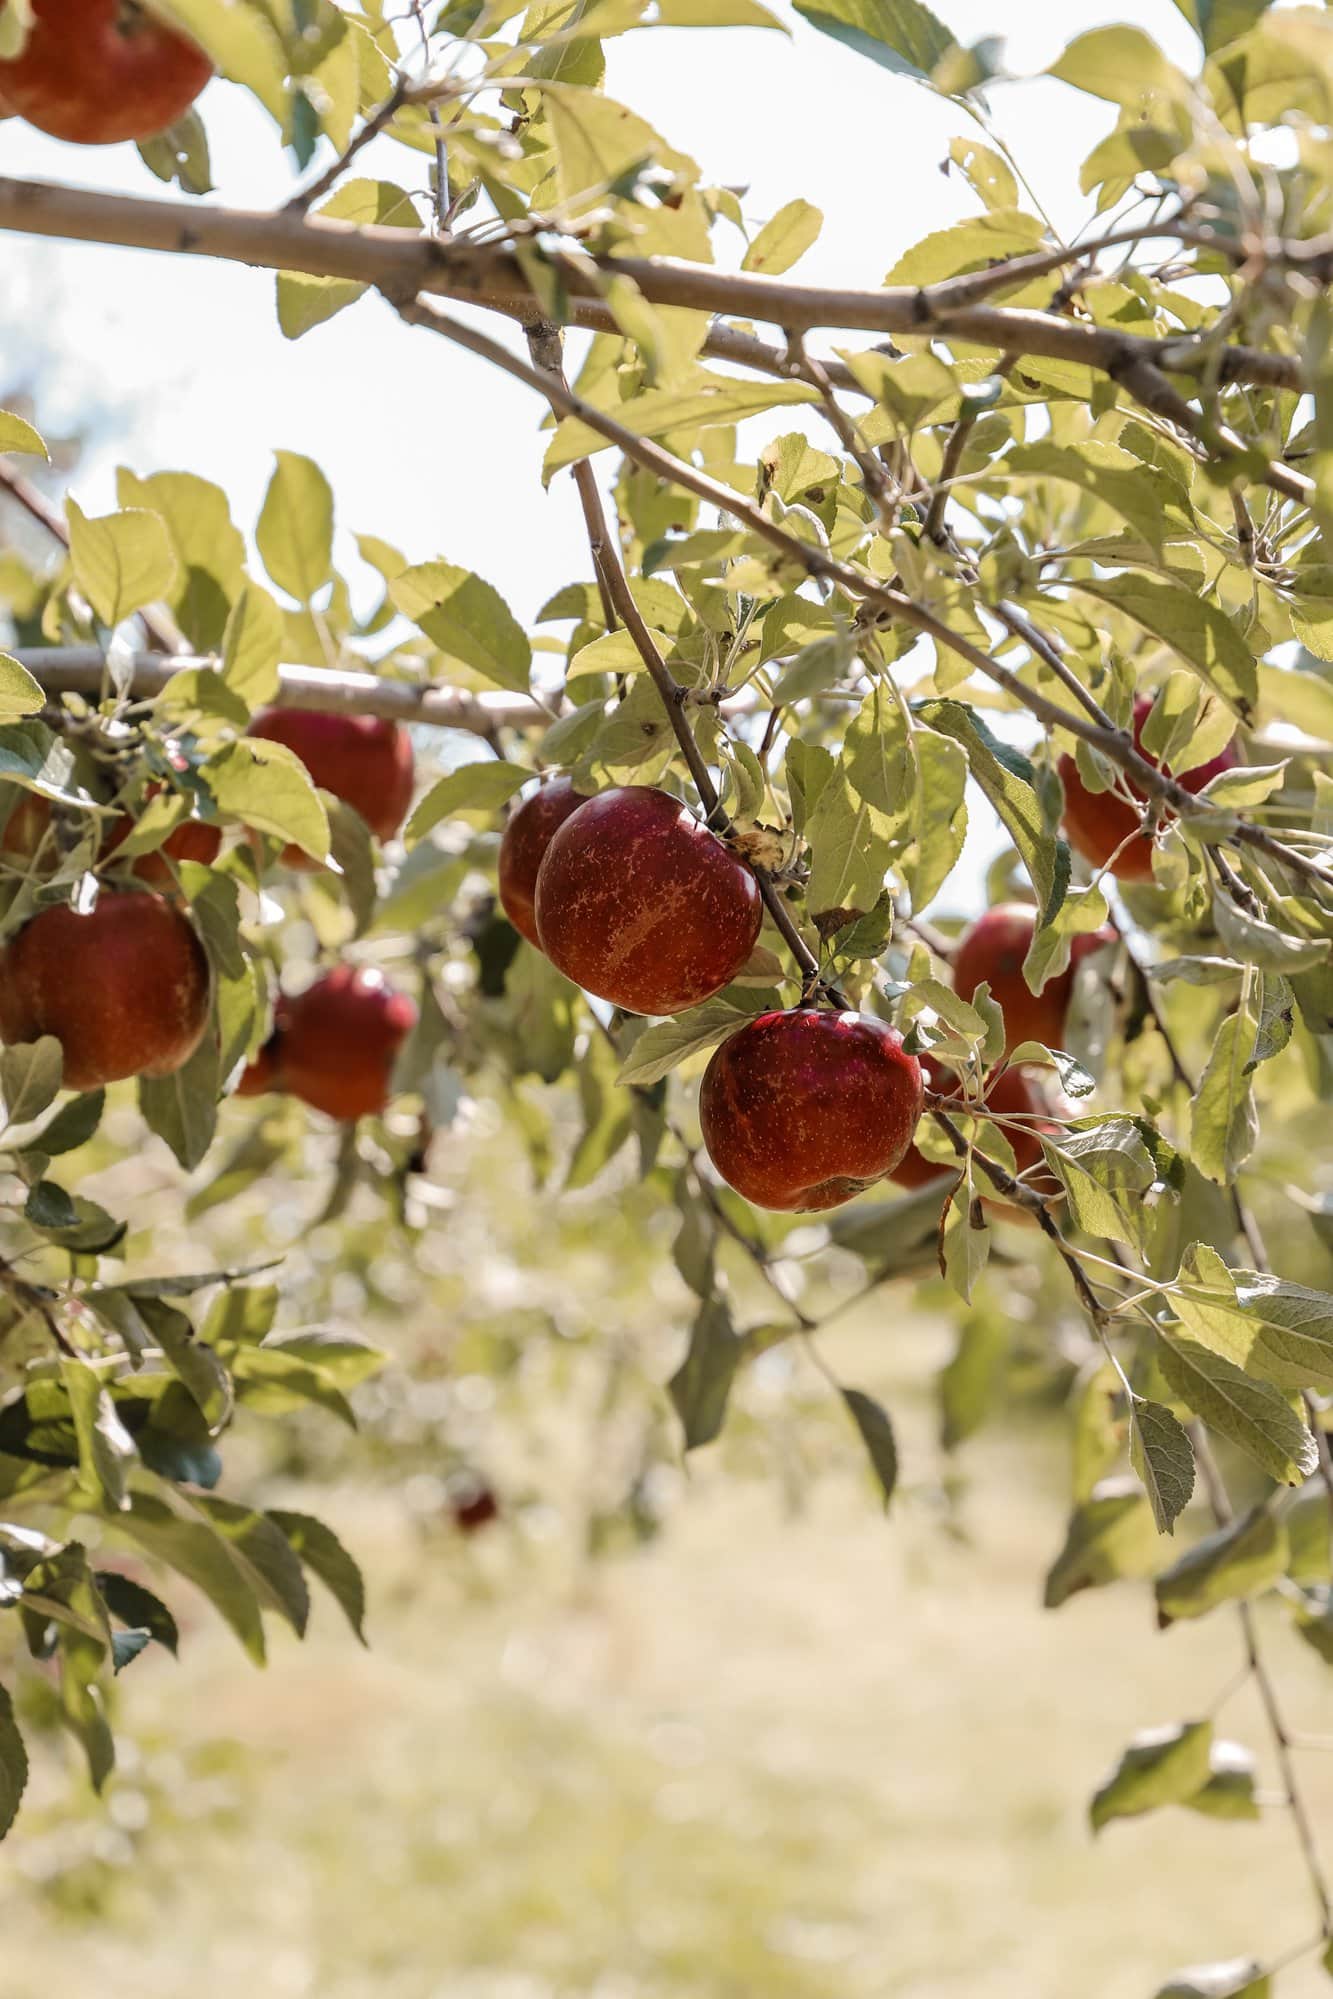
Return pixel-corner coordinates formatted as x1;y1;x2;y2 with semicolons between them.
103;790;223;887
0;892;210;1091
1059;697;1238;882
0;0;212;145
273;966;417;1122
700;1007;924;1212
246;709;415;870
497;777;591;948
952;903;1116;1055
534;786;763;1015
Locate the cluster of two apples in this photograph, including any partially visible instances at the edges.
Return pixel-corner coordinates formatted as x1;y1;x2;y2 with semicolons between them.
497;780;928;1214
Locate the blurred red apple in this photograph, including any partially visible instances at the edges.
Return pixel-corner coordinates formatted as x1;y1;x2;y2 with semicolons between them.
498;777;591;949
1059;697;1238;882
952;902;1116;1055
0;0;211;145
247;709;415;870
275;966;417;1121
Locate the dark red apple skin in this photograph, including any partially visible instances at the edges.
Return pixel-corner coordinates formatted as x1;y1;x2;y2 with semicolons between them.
275;966;418;1122
0;0;212;145
952;903;1116;1055
892;1055;1063;1205
234;1035;283;1099
246;709;415;870
1059;696;1238;882
497;778;591;949
534;786;763;1016
450;1481;500;1534
0;892;210;1091
103;802;223;887
700;1007;924;1212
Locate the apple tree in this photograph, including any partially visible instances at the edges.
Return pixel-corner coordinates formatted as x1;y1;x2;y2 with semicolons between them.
0;2;1332;1990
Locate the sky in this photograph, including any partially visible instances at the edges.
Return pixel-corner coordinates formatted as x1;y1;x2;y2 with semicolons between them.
0;0;1203;632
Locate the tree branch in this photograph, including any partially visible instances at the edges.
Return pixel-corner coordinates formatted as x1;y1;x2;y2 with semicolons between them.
0;174;1301;394
7;647;544;733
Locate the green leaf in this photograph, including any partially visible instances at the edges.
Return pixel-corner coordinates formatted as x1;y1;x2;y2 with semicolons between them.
1048;25;1189;106
0;410;48;459
66;499;177;628
1006;441;1174;552
946;137;1018;211
1154;1504;1286;1624
940;1165;988;1302
191;1496;310;1639
841;1387;898;1506
917;700;1068;924
742;199;823;275
1157;1334;1317;1485
94;1572;179;1657
406;760;532;845
133;1296;233;1431
24;1179;77;1231
221;585;285;706
60;1359;134;1512
1072;575;1258;719
1089;1718;1213;1831
1;1036;63;1124
668;1295;740;1450
1185;1740;1260;1822
152;0;288;120
0;655;43;723
617;991;774;1086
792;0;959;79
267;1509;367;1643
0;1682;25;1842
207;737;330;862
31;1090;104;1157
392;562;533;694
1044;1477;1161;1607
1129;1398;1195;1535
1191;988;1259;1184
119;1492;266;1662
256;451;334;605
883;209;1046;289
139;1032;221;1173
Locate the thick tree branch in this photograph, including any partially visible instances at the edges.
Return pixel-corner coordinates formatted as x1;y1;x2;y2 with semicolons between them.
0;175;1301;395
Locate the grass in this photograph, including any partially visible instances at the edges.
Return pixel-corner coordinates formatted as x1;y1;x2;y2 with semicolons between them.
4;1286;1332;1999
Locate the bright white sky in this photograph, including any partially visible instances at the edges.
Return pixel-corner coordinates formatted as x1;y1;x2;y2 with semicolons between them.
2;0;1200;631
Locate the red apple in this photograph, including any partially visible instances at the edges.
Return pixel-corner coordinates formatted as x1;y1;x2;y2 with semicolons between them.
246;709;415;870
274;966;417;1122
534;786;763;1015
0;0;211;145
700;1007;924;1212
952;903;1116;1055
1059;696;1238;882
102;782;223;887
497;777;592;949
0;891;210;1091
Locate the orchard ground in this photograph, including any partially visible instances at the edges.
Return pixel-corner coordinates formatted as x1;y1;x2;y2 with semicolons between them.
2;1097;1330;1999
